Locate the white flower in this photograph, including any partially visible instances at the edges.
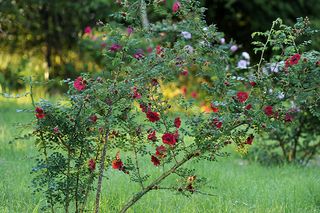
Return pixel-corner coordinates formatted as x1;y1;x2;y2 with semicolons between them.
242;52;250;60
231;76;245;81
184;45;194;54
268;88;273;94
237;60;249;69
277;92;285;99
203;27;208;31
181;31;192;39
220;38;225;44
230;45;238;52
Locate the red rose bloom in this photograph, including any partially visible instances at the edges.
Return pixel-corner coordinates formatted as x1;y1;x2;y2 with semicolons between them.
172;1;181;13
191;91;198;99
264;105;273;117
35;107;46;119
181;69;188;76
162;133;177;146
210;103;219;113
84;26;92;35
249;82;256;87
112;152;124;170
236;91;249;103
245;104;252;110
74;76;86;91
88;159;96;172
147;130;157;142
146;111;160;122
90;115;98;123
140;103;147;113
246;134;254;145
289;53;301;65
156;45;162;55
155;145;167;158
213;118;222;129
284;113;294;122
151;155;160;166
132;87;141;99
110;44;122;52
174;117;181;128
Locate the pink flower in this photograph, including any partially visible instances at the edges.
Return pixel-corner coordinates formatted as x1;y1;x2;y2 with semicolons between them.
172;1;181;13
191;91;198;99
284;113;294;122
156;45;162;55
174;117;181;128
110;44;122;52
127;26;133;36
133;50;144;60
73;77;86;91
53;126;59;133
84;26;92;35
132;87;142;99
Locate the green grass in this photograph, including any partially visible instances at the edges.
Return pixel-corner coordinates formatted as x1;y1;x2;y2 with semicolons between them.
0;101;320;213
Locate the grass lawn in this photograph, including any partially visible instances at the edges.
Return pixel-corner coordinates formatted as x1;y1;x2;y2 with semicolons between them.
0;102;319;213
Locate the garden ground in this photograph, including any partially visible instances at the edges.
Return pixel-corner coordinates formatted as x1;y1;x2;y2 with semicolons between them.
0;102;319;213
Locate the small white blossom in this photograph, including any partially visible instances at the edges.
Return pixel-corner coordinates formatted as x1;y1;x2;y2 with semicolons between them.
181;31;192;39
184;45;194;54
237;60;249;69
277;92;285;99
269;88;273;94
242;52;250;60
230;45;238;52
203;27;208;31
231;76;245;81
220;38;225;44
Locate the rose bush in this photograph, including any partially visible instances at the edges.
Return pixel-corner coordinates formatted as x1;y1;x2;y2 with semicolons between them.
27;1;319;212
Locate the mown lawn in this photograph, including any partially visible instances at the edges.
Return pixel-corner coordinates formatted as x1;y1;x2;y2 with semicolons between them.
0;102;319;213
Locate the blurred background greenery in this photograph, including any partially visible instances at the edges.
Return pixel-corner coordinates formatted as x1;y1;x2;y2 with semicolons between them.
0;0;319;94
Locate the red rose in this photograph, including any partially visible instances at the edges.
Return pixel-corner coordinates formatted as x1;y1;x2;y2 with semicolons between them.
245;104;252;110
35;107;46;119
181;69;188;76
88;159;96;172
246;134;254;145
112;152;124;170
156;45;162;55
191;91;198;99
147;130;157;142
172;1;181;13
284;113;294;122
162;133;177;146
155;145;167;158
110;44;122;52
84;26;92;35
210;103;219;113
249;82;256;87
174;117;181;128
212;118;222;129
73;76;86;91
236;91;249;103
140;103;147;113
146;111;160;122
264;105;273;117
151;155;160;166
90;115;98;123
289;53;301;65
132;87;142;99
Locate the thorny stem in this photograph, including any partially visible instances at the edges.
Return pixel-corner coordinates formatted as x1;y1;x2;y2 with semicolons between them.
119;150;200;213
132;140;145;189
95;128;111;213
140;0;149;30
257;20;277;79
